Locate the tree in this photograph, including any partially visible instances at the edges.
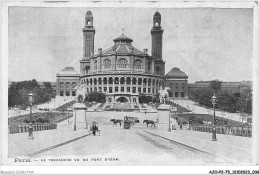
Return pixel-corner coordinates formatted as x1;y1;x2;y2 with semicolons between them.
8;80;55;108
209;80;222;92
139;94;153;103
193;88;213;107
238;88;252;115
85;91;106;103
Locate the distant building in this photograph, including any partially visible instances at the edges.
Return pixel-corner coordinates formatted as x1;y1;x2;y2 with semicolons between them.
188;80;252;99
56;66;80;97
165;67;188;98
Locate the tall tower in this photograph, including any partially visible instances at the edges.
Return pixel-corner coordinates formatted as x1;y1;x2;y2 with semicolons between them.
151;11;164;60
82;10;95;59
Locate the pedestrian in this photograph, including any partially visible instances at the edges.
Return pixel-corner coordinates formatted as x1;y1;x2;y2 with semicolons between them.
91;121;99;136
180;123;182;130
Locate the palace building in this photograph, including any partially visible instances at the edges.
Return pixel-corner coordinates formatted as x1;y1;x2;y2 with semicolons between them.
56;10;172;104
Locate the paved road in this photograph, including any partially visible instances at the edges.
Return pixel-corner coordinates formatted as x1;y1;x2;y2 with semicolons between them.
35;123;231;165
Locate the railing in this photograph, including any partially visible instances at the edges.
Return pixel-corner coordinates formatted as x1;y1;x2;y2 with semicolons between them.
8;123;57;134
190;125;252;137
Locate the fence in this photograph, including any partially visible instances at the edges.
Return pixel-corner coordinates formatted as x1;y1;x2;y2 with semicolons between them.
8;123;57;134
190;125;252;137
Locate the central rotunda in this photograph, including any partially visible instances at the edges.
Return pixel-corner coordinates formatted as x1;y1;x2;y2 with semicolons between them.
79;10;166;104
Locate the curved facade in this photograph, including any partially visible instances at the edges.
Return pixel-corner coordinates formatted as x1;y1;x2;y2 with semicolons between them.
79;11;165;104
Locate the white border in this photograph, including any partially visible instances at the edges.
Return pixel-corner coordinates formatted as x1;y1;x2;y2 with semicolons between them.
1;1;259;174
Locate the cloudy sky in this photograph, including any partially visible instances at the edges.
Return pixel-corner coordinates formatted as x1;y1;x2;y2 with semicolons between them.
8;7;253;83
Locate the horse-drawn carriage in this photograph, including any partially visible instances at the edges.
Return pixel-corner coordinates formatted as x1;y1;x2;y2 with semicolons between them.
123;116;139;129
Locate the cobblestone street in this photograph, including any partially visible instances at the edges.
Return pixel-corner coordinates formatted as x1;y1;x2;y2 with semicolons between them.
34;123;230;165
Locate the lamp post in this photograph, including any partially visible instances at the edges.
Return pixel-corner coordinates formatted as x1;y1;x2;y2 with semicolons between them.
168;111;171;132
211;94;217;141
28;92;34;139
74;109;77;131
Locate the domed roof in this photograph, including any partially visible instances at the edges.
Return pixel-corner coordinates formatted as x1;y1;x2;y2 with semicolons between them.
113;33;133;42
153;11;161;18
86;10;92;16
165;67;188;79
57;66;80;76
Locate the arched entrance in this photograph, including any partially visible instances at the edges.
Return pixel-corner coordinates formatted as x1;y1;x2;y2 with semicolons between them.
116;96;128;103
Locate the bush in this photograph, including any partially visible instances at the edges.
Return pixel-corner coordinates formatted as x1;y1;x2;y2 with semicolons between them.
139;94;154;103
85;91;106;103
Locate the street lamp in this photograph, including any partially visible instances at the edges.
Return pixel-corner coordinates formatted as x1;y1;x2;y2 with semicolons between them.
74;109;77;131
168;110;171;132
28;92;34;139
211;94;217;141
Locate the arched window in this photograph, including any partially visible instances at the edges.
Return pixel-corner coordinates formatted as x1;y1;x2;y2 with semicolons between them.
134;60;142;69
143;78;147;86
155;66;160;75
114;77;119;84
71;82;77;88
94;60;97;70
85;66;90;74
65;82;70;89
103;77;107;84
148;60;152;73
169;83;173;89
175;83;179;90
120;77;125;85
181;83;185;89
94;78;97;85
126;77;131;85
90;79;92;85
98;78;102;85
109;77;113;84
59;82;64;88
118;58;127;68
138;78;142;85
148;79;151;86
132;78;137;85
153;79;155;86
103;59;111;69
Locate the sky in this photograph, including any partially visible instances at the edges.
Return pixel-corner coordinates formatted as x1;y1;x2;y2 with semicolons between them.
8;7;253;83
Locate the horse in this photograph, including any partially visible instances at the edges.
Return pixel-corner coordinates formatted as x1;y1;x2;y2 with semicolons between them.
143;120;156;127
110;119;123;127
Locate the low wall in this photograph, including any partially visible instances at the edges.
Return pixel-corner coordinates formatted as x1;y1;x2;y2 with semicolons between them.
190;125;252;137
8;123;57;134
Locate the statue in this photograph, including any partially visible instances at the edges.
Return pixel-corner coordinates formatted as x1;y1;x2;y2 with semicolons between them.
159;86;170;104
75;85;86;103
